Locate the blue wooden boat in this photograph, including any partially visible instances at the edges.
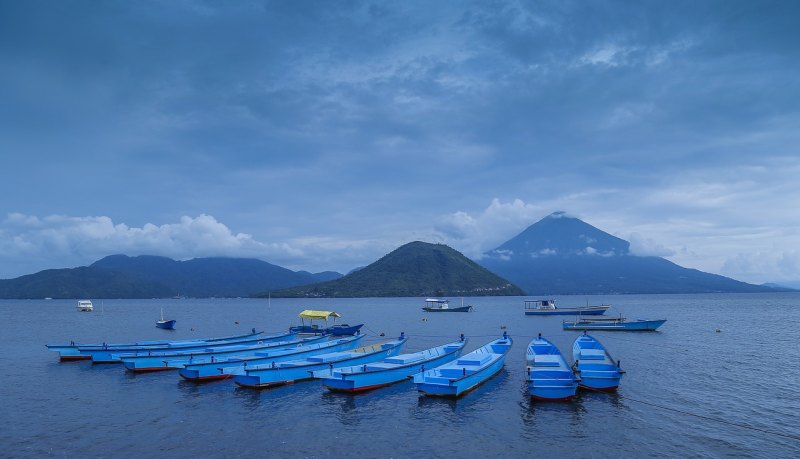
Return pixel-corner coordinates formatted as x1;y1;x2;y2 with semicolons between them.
317;336;468;393
563;315;666;331
121;333;330;372
156;308;176;330
413;333;513;397
526;333;579;401
572;332;624;391
234;333;407;389
524;299;609;316
422;298;473;312
46;329;264;361
179;334;365;381
289;309;364;335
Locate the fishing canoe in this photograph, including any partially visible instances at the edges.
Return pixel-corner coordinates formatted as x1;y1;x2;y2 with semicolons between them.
45;330;265;361
120;334;326;372
317;336;468;393
413;333;513;397
526;334;579;401
572;332;624;391
234;334;408;389
178;334;366;381
85;331;295;363
563;316;666;331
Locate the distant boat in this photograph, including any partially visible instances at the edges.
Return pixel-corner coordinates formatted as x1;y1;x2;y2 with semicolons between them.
422;298;473;312
156;308;176;330
233;334;408;388
572;332;624;391
413;332;513;397
563;315;666;331
317;336;468;393
77;300;93;312
526;333;579;401
289;310;364;335
524;299;609;316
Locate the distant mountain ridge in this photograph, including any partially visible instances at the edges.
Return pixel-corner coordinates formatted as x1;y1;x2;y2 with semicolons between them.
0;255;342;299
266;241;523;298
480;212;790;295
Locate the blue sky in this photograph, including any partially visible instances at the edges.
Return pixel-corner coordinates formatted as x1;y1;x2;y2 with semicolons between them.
1;0;799;285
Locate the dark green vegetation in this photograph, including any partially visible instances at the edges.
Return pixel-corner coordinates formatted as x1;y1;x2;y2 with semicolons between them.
265;241;523;298
0;255;341;299
479;212;792;295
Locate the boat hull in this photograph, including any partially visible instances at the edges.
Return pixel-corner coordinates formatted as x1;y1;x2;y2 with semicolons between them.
178;335;364;381
234;339;406;388
413;336;512;398
525;306;608;316
422;306;473;312
320;341;466;393
156;320;176;330
563;319;666;331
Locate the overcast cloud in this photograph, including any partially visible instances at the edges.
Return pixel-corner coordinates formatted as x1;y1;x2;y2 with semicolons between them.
1;0;799;284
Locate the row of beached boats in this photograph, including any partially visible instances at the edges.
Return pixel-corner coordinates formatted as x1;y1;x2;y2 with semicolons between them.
47;327;622;400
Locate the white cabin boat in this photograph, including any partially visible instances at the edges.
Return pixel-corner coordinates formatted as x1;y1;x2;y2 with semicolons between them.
77;300;93;312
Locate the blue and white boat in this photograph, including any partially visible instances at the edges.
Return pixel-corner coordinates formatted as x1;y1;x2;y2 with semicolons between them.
563;316;666;331
83;330;294;363
413;333;513;397
317;336;468;393
46;330;265;361
156;308;176;330
572;332;624;391
524;299;609;316
120;334;328;372
526;333;579;401
179;334;365;381
234;334;408;389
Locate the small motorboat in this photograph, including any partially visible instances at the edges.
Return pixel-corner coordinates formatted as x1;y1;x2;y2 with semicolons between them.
563;315;666;331
317;336;467;393
572;332;624;391
289;310;364;335
422;298;473;312
526;333;579;401
413;332;512;397
156;308;176;330
524;299;609;316
77;300;93;312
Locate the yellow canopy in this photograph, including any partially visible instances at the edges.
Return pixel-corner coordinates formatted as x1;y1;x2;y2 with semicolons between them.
298;310;341;320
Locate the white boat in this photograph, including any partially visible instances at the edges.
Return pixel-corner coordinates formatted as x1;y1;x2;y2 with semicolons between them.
77;300;93;312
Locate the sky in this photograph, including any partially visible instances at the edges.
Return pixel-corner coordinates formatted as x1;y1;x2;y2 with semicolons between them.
1;0;799;285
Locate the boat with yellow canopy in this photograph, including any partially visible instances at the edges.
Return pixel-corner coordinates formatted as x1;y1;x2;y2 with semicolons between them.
290;310;363;336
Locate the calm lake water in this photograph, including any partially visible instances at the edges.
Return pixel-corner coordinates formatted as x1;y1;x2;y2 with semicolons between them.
2;294;799;458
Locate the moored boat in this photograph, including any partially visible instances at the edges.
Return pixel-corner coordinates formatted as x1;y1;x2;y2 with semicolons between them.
422;298;473;312
179;334;365;381
46;329;264;361
234;333;407;389
413;333;513;397
84;330;293;363
77;300;93;312
572;332;624;391
156;308;176;330
121;333;328;372
526;333;579;401
317;336;468;393
563;316;666;331
524;299;609;316
289;310;364;335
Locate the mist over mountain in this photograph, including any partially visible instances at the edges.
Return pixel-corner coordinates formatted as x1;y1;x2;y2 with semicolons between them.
480;212;789;295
